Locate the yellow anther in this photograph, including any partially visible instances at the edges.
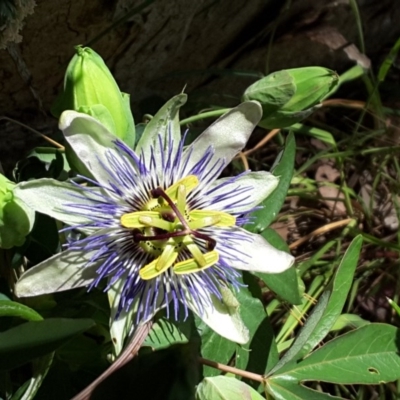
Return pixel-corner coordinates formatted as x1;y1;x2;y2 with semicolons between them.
139;242;179;280
155;243;178;271
124;174;228;281
165;175;199;201
188;215;221;230
183;237;209;268
189;210;236;227
138;216;172;231
173;250;219;274
121;211;159;228
177;184;186;216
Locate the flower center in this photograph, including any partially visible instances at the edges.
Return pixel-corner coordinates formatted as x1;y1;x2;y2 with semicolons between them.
120;175;235;280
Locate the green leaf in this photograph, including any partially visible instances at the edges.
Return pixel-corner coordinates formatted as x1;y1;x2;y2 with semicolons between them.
56;334;107;369
273;324;400;384
248;132;295;232
269;290;331;375
235;274;278;383
0;318;95;370
0;300;42;321
197;316;236;377
0;302;52;398
196;376;265;400
378;36;400;83
24;211;59;264
0;293;10;301
270;236;363;375
289;123;336;147
330;313;370;332
388;297;400;317
13;147;66;182
91;342;199;400
144;312;195;350
266;376;344;400
12;353;54;400
32;358;90;399
296;235;363;358
256;228;301;305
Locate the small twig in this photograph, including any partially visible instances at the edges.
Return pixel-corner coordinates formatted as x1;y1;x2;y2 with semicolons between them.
322;98;366;110
199;357;264;383
289;218;355;250
71;321;153;400
238;152;249;170
0;116;64;149
235;128;280;159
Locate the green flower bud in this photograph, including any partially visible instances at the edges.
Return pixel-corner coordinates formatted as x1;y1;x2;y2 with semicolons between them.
242;67;339;128
52;46;135;147
0;174;34;249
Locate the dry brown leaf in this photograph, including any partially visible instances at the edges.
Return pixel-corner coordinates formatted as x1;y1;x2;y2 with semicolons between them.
316;164;347;216
315;164;340;182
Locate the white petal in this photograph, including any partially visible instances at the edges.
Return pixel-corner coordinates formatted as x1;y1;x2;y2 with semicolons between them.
15;249;99;297
60;111;122;188
135;94;187;170
227;228;294;273
182;101;262;175
14;179;99;228
207;171;279;214
108;279;135;356
187;285;249;344
108;278;167;356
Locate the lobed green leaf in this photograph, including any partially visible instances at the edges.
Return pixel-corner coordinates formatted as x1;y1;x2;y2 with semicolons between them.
266;376;344;400
273;323;400;384
196;376;265;400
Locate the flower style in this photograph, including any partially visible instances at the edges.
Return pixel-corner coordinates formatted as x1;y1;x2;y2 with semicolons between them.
15;96;294;345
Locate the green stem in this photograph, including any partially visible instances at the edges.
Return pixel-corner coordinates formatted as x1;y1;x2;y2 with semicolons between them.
199;357;264;383
180;109;230;125
348;0;365;54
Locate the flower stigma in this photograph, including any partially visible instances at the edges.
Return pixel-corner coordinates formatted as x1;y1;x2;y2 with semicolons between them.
120;175;236;280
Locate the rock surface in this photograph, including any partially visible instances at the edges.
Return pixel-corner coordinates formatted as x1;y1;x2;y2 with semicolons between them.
1;0;399;173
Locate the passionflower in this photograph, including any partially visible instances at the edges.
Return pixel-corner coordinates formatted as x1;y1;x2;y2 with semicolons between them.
14;96;294;345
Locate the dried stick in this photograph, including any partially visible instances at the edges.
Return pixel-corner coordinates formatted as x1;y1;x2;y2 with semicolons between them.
71;321;153;400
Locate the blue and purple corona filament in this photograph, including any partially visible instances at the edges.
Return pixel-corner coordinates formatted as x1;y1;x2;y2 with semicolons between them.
15;104;294;343
66;132;255;322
